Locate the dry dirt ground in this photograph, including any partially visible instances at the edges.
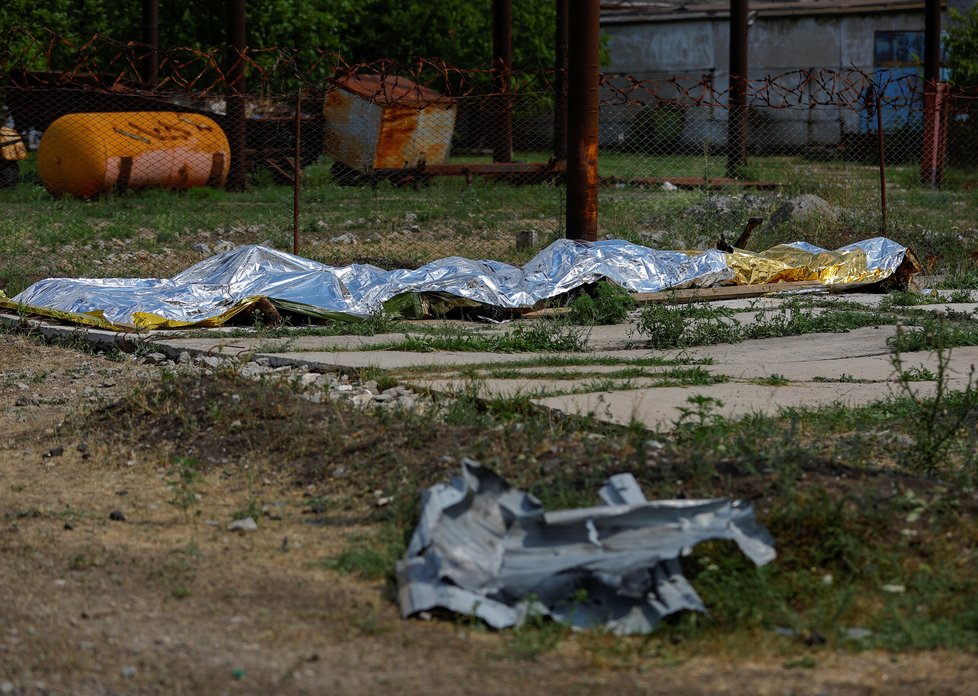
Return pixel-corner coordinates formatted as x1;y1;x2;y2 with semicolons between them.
2;332;977;695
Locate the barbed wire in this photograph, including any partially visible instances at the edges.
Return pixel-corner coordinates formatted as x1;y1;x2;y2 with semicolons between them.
2;29;976;114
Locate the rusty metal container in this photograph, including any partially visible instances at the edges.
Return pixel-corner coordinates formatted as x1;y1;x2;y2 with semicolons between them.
324;75;456;171
37;111;230;198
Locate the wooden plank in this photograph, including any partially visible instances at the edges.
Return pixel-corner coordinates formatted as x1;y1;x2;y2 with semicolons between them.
629;281;828;304
521;281;873;318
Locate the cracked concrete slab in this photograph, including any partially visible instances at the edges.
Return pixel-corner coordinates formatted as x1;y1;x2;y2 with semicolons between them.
531;378;976;430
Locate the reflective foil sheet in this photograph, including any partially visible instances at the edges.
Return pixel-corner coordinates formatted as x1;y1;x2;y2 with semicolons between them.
2;237;912;331
397;460;776;634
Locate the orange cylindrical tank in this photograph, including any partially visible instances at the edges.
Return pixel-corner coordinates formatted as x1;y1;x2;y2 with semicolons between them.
37;112;230;198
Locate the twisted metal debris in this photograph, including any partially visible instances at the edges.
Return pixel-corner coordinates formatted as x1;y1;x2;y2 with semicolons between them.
397;460;776;634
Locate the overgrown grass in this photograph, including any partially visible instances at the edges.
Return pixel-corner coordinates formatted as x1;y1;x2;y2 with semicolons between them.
635;299;903;349
3;151;978;299
363;321;591;353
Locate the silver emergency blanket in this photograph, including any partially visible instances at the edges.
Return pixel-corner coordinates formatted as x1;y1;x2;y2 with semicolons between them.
396;460;776;635
5;236;911;330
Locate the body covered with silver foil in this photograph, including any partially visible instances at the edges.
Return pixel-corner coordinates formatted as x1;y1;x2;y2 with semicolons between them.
7;237;910;329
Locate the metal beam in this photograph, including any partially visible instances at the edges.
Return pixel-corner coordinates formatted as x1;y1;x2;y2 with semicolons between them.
565;0;600;242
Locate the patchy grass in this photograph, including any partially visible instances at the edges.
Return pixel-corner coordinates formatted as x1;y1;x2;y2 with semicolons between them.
78;367;978;662
635;299;903;349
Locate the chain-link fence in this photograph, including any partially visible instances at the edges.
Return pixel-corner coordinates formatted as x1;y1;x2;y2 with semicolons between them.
599;69;978;274
1;30;977;299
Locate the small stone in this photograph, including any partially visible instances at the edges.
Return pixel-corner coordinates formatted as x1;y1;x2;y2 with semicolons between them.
42;446;64;459
109;510;126;522
120;665;137;678
214;239;235;253
192;242;211;254
846;627;873;640
143;352;169;365
882;583;906;594
177;351;192;365
64;521;74;531
77;442;88;453
0;681;13;694
227;517;258;532
661;181;678;191
197;355;222;369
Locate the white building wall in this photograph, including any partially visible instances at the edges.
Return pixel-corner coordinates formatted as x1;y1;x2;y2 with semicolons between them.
601;10;931;149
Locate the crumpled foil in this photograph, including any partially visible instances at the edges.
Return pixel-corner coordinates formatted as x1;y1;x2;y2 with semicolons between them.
396;460;776;634
726;237;911;285
2;236;911;330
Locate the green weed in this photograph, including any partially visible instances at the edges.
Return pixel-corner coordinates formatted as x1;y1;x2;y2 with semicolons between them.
166;456;202;523
318;524;405;581
568;281;636;325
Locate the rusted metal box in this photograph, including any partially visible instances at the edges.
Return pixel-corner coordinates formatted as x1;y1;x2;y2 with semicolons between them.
324;74;456;171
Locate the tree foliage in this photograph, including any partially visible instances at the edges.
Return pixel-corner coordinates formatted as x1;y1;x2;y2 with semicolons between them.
0;0;555;76
947;4;978;89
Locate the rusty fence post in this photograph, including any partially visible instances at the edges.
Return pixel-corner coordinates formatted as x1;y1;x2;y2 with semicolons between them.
293;89;301;255
726;0;749;178
554;0;568;162
225;0;248;192
492;0;513;163
876;89;888;235
565;0;600;242
920;0;945;187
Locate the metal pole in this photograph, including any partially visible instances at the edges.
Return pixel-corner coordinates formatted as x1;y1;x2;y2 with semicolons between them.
727;0;749;177
554;0;569;161
293;90;301;255
142;0;158;87
492;0;513;163
921;0;943;186
225;0;248;192
924;0;941;85
876;90;888;234
565;0;600;242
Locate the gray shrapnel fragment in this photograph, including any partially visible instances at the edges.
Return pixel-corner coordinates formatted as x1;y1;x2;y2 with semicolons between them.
396;460;776;635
